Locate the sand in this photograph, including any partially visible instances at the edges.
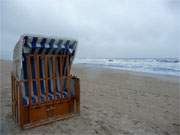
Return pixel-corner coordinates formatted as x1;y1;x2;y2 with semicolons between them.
0;60;179;135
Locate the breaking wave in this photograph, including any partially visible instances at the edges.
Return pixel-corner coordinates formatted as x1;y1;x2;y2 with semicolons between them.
74;58;180;76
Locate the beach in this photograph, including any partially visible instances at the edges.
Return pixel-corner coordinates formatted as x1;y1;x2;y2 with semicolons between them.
0;60;179;135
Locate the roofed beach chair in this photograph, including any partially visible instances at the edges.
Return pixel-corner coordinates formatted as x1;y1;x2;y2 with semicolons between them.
11;34;80;129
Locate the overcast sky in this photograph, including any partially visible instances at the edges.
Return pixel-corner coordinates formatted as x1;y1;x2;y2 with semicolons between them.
1;0;180;59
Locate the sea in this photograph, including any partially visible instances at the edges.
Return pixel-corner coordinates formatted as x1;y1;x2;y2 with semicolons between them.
74;58;180;76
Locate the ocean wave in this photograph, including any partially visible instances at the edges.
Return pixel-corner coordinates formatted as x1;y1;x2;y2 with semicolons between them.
152;67;180;72
74;58;180;76
156;58;179;63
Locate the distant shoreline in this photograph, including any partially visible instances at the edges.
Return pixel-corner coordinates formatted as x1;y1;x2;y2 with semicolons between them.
73;63;180;81
74;58;180;77
73;63;180;78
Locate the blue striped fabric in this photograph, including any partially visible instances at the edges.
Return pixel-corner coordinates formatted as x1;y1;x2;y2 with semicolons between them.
20;35;77;105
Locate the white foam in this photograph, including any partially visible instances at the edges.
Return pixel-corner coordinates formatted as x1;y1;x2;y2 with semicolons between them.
74;58;180;76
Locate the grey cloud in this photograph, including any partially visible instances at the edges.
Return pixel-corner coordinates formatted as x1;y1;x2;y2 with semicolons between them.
1;0;179;59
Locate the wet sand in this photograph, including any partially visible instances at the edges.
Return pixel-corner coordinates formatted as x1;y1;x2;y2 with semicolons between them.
0;60;179;135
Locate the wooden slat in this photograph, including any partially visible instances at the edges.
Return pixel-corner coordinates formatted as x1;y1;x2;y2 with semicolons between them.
14;76;16;119
19;83;24;128
52;56;57;99
57;56;60;100
59;56;63;99
66;55;70;98
35;55;41;104
74;78;80;113
18;77;58;82
68;55;72;73
16;81;18;122
27;56;32;106
18;77;71;83
44;56;49;102
27;55;32;122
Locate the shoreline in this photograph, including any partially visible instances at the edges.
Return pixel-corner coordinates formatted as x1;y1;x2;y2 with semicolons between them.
74;58;180;77
73;63;180;80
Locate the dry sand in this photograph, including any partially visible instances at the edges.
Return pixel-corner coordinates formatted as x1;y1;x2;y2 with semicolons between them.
0;60;179;135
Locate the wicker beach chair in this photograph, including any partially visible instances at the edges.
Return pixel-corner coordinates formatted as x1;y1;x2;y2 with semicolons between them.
11;34;80;129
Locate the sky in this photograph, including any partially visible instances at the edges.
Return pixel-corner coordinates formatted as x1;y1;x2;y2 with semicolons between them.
1;0;180;59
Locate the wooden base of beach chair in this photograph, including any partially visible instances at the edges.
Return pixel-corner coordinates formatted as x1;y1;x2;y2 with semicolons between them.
23;113;80;129
11;74;80;129
22;98;80;129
